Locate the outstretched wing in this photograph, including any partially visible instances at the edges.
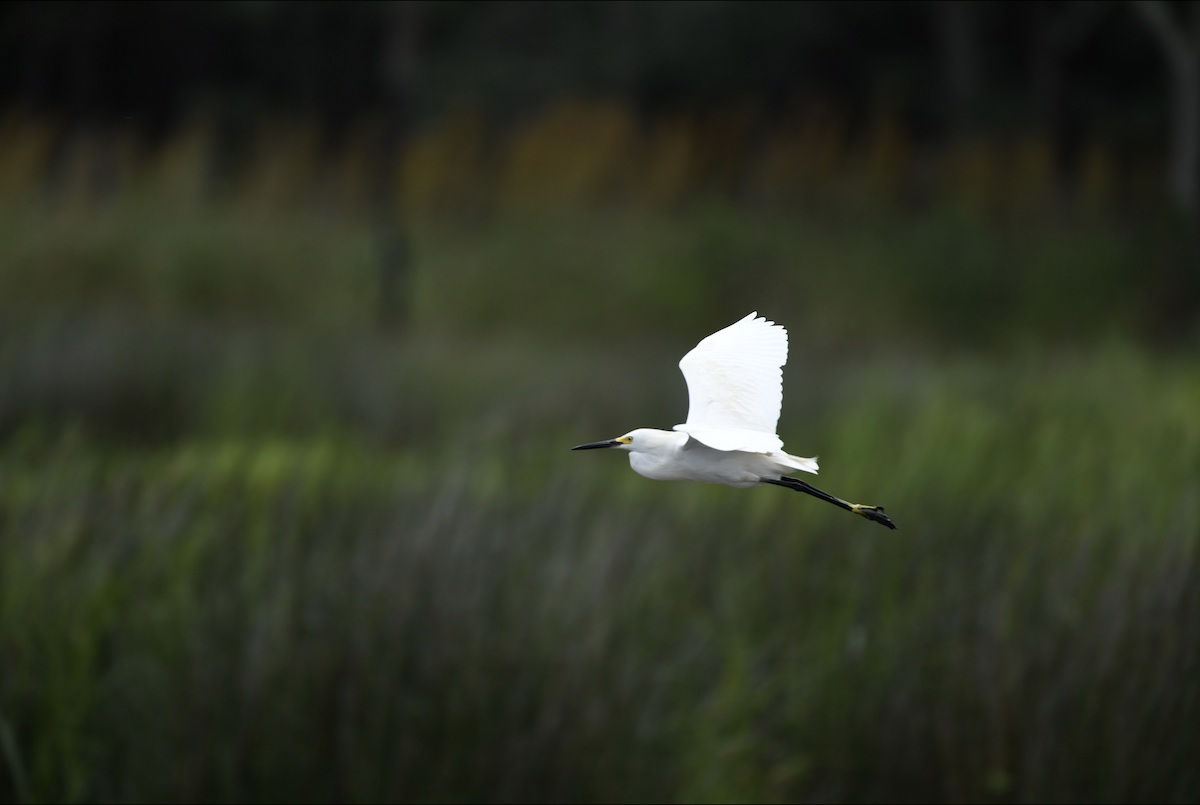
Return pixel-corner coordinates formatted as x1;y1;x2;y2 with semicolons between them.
673;312;787;453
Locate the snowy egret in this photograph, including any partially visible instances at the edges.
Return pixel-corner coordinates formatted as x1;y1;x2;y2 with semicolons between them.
572;312;896;529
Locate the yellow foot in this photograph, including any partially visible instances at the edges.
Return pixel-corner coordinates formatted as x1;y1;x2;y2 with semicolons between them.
851;504;897;530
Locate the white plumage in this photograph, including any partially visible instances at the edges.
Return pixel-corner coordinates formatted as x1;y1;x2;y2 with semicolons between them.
674;311;790;455
571;312;895;529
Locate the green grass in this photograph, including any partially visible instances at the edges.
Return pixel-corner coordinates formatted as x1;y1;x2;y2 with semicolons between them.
0;316;1197;803
0;158;1198;801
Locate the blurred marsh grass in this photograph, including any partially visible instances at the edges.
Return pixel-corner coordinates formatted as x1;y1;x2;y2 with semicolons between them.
0;338;1197;803
0;101;1198;802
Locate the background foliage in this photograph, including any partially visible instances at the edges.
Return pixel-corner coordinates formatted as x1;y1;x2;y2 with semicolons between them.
1;2;1199;803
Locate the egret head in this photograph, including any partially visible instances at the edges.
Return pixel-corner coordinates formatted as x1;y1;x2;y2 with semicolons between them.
571;432;635;452
571;429;677;453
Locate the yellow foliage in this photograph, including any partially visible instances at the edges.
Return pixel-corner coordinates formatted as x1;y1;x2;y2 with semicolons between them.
637;114;697;205
233;118;320;214
0;101;1136;220
138;113;216;208
0;112;55;200
401;109;486;215
498;100;636;210
942;139;1004;214
1008;135;1056;211
749;107;847;203
860;115;912;201
1078;144;1116;218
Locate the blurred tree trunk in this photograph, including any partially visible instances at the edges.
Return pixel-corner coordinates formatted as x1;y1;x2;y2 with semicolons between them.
933;0;981;140
16;2;54;118
375;1;424;330
1132;0;1200;216
1132;0;1200;332
1028;1;1107;156
66;1;107;128
605;1;640;95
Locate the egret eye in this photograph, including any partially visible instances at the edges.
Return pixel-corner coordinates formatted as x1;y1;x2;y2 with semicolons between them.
616;436;633;444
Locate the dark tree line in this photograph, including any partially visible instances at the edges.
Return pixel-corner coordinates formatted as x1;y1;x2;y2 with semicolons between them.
0;2;1173;144
5;1;1200;220
3;0;1199;329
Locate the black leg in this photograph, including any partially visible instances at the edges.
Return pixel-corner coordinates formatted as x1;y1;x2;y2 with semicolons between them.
763;477;897;530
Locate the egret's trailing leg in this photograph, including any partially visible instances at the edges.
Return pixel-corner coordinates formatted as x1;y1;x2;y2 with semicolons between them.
762;477;897;530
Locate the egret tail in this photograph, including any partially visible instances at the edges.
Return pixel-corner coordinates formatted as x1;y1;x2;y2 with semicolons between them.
762;477;897;530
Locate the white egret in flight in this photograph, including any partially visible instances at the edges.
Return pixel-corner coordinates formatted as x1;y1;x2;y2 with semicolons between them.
572;312;896;529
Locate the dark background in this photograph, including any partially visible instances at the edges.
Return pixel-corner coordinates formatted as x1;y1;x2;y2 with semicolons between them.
1;3;1199;804
0;1;1169;147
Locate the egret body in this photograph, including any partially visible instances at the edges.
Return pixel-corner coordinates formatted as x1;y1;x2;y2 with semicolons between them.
572;312;896;529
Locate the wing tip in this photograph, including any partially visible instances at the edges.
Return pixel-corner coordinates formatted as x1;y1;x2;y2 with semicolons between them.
742;310;783;331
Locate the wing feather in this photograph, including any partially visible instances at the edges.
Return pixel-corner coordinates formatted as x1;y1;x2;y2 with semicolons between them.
673;312;788;452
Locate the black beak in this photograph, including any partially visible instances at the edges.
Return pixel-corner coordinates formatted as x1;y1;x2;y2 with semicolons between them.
571;440;622;450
